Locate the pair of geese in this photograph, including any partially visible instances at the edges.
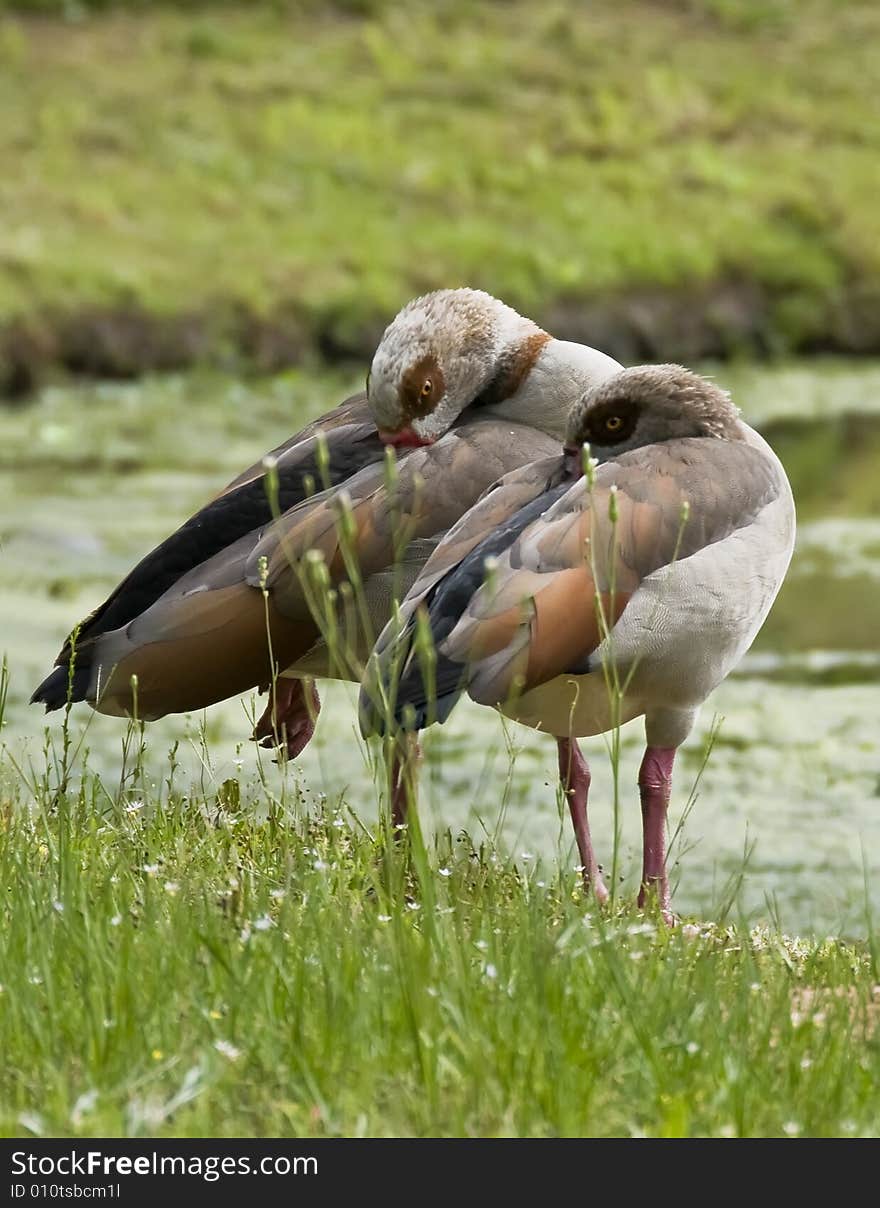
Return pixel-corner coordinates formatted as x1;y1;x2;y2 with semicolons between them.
33;288;795;920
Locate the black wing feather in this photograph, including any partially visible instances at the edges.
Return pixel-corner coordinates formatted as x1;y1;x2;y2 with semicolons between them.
32;428;386;709
389;477;572;729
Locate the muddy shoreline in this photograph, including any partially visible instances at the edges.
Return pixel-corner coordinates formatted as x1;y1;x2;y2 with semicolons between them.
3;277;880;399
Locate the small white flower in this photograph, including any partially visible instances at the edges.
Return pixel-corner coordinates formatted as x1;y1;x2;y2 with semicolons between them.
681;923;701;940
52;900;64;914
214;1039;241;1062
143;863;159;875
110;914;122;927
438;867;452;878
125;800;144;814
406;900;421;912
163;881;179;895
29;974;43;985
253;914;273;931
719;1124;736;1138
270;888;286;901
71;1091;98;1126
18;1111;45;1137
474;940;488;951
313;859;329;871
426;986;439;998
520;852;534;862
686;1042;700;1055
484;963;498;980
627;922;656;936
782;1121;801;1137
800;1056;812;1070
240;925;252;943
377;914;392;923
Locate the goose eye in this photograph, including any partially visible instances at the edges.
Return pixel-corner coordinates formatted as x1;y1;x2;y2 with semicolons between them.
604;415;624;433
420;379;433;400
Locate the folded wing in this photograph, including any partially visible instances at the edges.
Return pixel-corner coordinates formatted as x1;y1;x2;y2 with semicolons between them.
363;437;781;731
31;392;379;710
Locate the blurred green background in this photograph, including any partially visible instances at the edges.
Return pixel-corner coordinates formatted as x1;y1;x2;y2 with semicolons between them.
1;0;879;392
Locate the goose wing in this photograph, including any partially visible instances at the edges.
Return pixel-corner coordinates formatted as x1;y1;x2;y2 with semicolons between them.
365;438;781;730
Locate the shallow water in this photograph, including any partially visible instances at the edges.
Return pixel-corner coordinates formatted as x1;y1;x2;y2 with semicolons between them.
1;360;878;935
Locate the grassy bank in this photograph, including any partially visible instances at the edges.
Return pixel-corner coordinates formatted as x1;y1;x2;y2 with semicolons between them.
1;706;878;1138
1;0;879;392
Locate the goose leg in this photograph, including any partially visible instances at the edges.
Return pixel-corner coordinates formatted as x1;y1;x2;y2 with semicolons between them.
637;745;677;923
389;732;421;830
253;677;321;760
557;737;608;903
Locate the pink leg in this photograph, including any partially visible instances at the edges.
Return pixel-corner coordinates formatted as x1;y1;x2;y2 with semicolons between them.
390;733;421;831
637;746;677;923
557;738;609;903
253;678;321;760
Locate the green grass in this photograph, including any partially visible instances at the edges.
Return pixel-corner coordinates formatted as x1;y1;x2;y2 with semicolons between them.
1;667;879;1139
1;0;879;374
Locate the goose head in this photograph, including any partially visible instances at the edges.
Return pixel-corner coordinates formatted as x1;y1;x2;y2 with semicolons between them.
368;288;621;446
564;363;742;469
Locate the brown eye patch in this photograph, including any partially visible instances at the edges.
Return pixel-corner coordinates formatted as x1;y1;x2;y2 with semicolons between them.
400;354;445;421
584;398;639;446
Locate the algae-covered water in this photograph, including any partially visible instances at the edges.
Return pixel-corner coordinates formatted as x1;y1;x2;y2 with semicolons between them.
1;360;878;935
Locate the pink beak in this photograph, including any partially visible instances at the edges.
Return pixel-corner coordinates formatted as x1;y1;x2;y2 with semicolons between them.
378;428;435;448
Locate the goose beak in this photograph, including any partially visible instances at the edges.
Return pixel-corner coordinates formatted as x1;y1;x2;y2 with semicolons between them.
378;427;435;448
563;444;585;476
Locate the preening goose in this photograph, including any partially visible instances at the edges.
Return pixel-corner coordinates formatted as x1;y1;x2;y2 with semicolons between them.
360;365;795;919
31;289;620;769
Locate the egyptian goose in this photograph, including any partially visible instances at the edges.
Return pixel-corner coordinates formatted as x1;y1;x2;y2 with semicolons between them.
31;289;621;769
360;365;795;919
